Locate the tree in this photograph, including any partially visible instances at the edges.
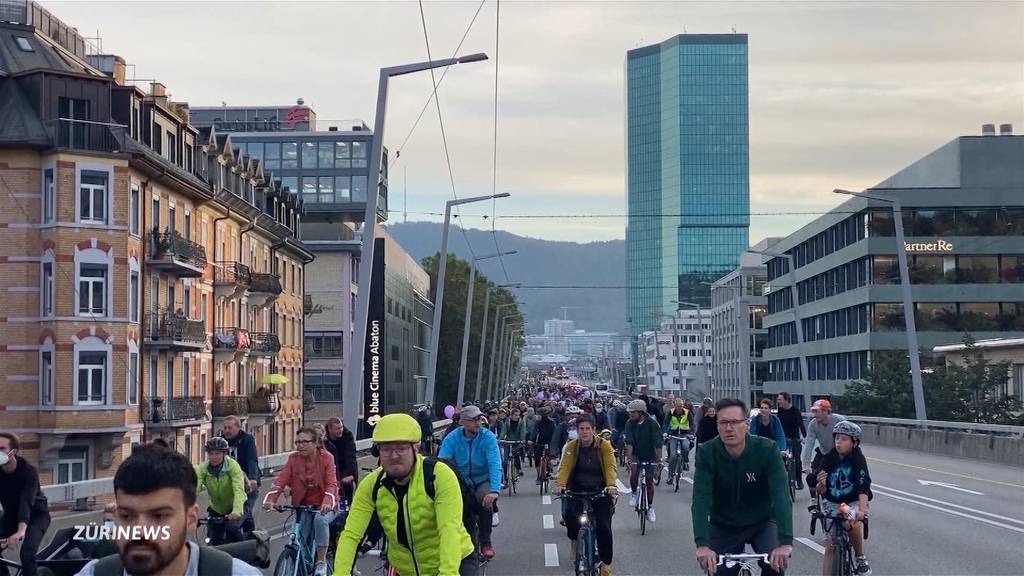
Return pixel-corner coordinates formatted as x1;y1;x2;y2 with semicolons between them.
841;350;915;418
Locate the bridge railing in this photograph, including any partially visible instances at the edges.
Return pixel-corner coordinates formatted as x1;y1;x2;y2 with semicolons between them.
806;414;1024;437
42;419;452;505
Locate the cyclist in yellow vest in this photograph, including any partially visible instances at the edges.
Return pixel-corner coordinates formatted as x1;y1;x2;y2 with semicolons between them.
662;398;695;484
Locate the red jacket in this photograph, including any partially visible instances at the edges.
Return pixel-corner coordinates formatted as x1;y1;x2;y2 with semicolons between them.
263;449;339;510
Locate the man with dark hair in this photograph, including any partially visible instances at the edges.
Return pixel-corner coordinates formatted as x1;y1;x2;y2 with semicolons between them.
692;399;793;576
221;415;260;534
75;444;261;576
775;392;806;490
0;432;50;576
325;417;358;504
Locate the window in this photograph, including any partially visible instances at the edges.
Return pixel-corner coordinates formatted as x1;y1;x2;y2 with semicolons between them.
391;345;399;361
318;177;334;204
302;142;317;168
128;351;139;405
184;211;191;241
149;354;158;397
319;142;334;168
78;264;107;316
151;197;160;231
264;142;281;170
352;176;367;202
165;356;174;398
79;170;108;223
302;176;317;204
182;357;190;396
77;351;106;404
42;168;55;224
304;371;343;402
334;176;351;201
40;351;54;405
335;142;350;168
129;270;140;322
57;447;88;484
129;183;140;234
351;141;368;168
307;332;343;357
41;262;54;316
282;142;298;168
199;360;207;397
166;131;177;163
151;122;162;154
15;36;33;52
168;204;176;235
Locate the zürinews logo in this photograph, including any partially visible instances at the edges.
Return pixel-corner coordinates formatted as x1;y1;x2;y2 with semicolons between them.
73;523;172;541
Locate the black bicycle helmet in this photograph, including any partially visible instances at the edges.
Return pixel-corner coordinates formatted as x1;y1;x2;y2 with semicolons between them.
205;436;229;452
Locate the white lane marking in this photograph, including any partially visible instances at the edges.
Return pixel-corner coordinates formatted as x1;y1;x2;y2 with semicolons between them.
796;537;825;555
867;457;1024;489
543;514;554;529
916;479;984;495
873;489;1024;534
544;543;559;567
615;479;631;495
873;483;1023;525
683;477;694;485
542;495;552;505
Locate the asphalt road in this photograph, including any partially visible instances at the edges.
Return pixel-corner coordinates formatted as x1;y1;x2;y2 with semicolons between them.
42;442;1024;575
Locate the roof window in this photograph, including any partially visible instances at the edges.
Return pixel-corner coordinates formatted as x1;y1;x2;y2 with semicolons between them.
15;36;34;52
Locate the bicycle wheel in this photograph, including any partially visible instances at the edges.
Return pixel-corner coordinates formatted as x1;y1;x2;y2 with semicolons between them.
674;470;681;493
830;540;848;576
575;526;592;576
273;544;298;576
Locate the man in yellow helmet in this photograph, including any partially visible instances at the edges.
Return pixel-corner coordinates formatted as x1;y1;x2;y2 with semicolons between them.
333;414;477;576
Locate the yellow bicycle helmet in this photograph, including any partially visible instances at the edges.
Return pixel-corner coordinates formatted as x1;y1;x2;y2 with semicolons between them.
372;413;422;443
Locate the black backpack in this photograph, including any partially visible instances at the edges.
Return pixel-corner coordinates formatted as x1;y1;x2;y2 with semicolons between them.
371;457;478;535
92;545;234;576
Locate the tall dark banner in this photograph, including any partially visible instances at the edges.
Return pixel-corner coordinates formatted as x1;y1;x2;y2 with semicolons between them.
362;237;386;431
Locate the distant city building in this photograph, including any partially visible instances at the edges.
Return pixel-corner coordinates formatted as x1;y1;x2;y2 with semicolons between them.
626;33;750;342
639;309;713;399
709;239;779;407
933;338;1024;401
762;130;1024;407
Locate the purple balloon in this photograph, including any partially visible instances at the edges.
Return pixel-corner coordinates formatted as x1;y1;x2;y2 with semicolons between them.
443;405;455;419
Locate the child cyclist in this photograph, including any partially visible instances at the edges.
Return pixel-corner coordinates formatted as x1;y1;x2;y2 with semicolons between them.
815;421;872;576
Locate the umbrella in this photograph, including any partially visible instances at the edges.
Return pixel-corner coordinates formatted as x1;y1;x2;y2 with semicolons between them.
260;374;288;386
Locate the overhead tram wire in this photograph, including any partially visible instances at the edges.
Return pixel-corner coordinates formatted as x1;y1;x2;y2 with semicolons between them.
417;0;479;260
387;209;867;218
389;0;488;172
489;0;512;284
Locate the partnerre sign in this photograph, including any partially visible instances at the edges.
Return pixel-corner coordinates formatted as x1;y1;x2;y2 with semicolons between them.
904;240;954;253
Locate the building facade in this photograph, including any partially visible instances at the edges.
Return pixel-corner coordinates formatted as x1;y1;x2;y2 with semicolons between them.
0;2;312;483
626;33;750;340
762;131;1024;406
639;309;713;399
933;338;1024;401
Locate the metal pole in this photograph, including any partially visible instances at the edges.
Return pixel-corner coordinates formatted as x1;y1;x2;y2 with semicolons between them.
343;69;389;434
455;261;478;407
891;201;928;420
474;286;492;402
424;202;453;409
488;303;517;400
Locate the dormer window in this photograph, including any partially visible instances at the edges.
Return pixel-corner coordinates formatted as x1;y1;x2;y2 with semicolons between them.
15;36;33;52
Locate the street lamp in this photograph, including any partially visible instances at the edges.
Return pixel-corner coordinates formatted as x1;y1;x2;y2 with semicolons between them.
673;300;713;400
424;192;511;408
504;327;525;396
346;52;489;435
475;283;520;402
456;251;517;407
835;188;927;420
748;248;810;409
498;322;524;393
489;303;522;401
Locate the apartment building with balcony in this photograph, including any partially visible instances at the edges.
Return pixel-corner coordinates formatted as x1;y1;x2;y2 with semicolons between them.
0;1;312;483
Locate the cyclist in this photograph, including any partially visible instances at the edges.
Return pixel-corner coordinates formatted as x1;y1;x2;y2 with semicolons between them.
623;399;662;523
552;406;581;459
692;398;792;576
593;402;610;431
335;414;477;576
749;399;787;452
438;405;502;559
325;417;359;504
194;437;247;545
499;407;529;482
531;406;556;485
415;404;435;454
75;443;261;576
263;427;340;576
815;421;872;576
663;398;695;484
802;400;846;505
221;415;260;535
555;413;617;576
0;432;50;576
774;393;807;490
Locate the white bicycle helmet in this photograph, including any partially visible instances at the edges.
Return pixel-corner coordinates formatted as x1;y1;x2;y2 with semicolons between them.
566;405;582;415
832;420;863;441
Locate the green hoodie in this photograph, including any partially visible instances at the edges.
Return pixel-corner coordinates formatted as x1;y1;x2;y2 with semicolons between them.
690;434;793;547
195;456;247;516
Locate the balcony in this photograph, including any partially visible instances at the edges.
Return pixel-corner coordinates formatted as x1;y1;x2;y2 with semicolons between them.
145;308;207;351
145;231;207;277
44;118;122;153
142;396;207;427
247;389;280;423
248;273;282;308
212;395;250;418
214;262;251;300
213;328;250;361
248;332;281;357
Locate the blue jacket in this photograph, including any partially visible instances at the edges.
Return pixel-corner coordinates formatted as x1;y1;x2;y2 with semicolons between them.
749;414;787;452
438;426;502;492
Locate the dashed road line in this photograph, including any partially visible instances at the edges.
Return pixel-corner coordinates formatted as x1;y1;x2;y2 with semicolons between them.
544;543;559;567
796;537;825;555
542;495;552;505
683;477;694;485
543;514;554;529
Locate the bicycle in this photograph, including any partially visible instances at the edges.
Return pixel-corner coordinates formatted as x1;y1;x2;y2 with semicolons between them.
665;434;692;492
556;490;606;576
498;440;525;497
537;444;552;495
781;450;798;503
272;504;346;576
810;496;869;576
633;461;653;535
708;553;771;576
196;515;228;545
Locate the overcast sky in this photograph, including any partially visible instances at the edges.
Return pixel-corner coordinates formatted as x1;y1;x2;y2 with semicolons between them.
50;1;1023;243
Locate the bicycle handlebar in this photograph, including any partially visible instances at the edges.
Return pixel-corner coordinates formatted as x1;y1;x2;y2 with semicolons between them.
717;553;769;567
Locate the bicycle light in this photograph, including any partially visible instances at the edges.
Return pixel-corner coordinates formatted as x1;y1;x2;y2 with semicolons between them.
579;515;588;525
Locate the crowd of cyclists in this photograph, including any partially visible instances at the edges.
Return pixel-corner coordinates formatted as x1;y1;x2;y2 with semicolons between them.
0;380;874;576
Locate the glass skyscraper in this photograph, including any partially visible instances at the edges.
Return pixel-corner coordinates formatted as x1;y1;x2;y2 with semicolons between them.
626;34;749;337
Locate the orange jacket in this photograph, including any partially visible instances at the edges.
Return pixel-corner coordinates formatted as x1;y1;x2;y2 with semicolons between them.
264;449;340;510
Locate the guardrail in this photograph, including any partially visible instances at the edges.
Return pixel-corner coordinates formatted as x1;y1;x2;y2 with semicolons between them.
806;413;1024;437
42;419;452;505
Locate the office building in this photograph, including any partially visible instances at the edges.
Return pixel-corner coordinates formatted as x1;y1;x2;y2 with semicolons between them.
708;239;779;407
626;33;750;341
761;130;1024;407
639;309;713;399
0;1;312;482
